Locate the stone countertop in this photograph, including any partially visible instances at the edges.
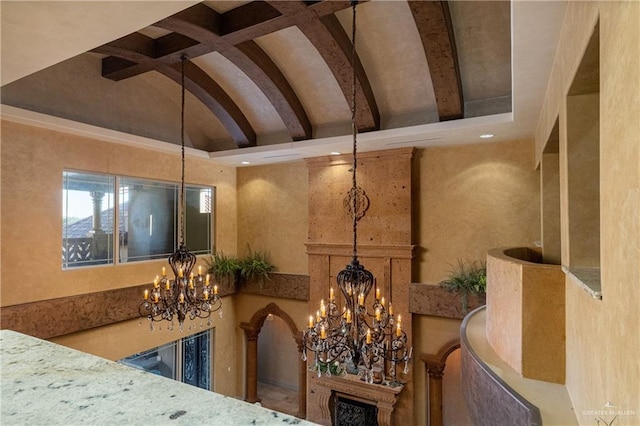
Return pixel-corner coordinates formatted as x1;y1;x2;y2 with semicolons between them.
0;330;314;426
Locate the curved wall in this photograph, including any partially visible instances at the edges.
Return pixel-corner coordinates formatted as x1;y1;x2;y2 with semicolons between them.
461;307;542;426
486;247;565;384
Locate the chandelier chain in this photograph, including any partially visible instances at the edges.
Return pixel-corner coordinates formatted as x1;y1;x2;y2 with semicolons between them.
180;54;187;247
350;1;358;260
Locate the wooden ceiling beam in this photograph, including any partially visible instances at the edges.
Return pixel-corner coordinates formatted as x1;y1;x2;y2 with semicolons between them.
308;14;380;131
161;61;256;148
158;5;312;141
409;1;464;121
95;0;373;146
233;41;312;140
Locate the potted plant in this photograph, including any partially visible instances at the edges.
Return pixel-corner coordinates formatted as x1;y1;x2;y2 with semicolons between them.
439;259;487;314
205;251;241;290
239;246;275;287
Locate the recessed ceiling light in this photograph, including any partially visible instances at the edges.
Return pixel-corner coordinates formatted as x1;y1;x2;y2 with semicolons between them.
241;161;250;165
330;151;341;155
480;134;494;139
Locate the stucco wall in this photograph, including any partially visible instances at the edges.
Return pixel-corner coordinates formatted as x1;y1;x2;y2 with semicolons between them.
0;120;241;396
415;139;541;283
534;2;640;424
236;162;308;274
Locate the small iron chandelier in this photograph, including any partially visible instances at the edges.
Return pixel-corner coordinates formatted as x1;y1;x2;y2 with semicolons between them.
302;1;412;386
139;54;222;331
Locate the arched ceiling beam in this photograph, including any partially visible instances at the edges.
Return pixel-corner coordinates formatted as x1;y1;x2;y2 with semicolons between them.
156;4;312;141
409;1;464;121
95;1;378;144
314;14;380;132
93;36;255;148
268;1;379;132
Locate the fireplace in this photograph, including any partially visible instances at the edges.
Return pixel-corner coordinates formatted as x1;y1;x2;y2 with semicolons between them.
332;393;379;426
309;372;403;426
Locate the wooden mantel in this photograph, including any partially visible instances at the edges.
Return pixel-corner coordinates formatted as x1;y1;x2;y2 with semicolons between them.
312;372;404;426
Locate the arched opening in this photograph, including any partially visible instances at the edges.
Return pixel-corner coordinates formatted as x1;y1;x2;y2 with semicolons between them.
257;314;299;415
421;339;470;426
240;303;306;419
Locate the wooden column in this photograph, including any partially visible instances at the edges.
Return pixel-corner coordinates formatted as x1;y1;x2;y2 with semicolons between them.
242;328;260;404
421;339;460;426
425;361;446;426
297;337;307;419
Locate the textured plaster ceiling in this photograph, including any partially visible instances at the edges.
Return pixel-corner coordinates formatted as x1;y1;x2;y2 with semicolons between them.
1;1;568;166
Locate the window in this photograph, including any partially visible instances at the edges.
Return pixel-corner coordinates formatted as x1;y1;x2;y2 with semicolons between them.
62;171;115;268
62;170;213;269
119;178;177;263
185;186;213;255
118;329;212;390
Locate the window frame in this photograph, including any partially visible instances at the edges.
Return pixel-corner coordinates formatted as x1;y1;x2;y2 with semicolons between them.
62;169;214;269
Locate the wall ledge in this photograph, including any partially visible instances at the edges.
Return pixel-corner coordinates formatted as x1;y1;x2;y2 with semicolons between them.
409;283;485;319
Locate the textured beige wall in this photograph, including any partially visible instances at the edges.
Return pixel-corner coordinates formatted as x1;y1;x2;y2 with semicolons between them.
566;92;600;268
415;139;541;283
0;120;238;305
1;120;241;396
541;152;561;264
236;162;308;274
486;248;565;384
535;2;640;424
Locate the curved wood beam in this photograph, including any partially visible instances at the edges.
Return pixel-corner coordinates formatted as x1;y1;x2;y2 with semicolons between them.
309;14;380;132
409;1;464;121
93;33;255;147
162;61;255;148
93;1;365;146
157;4;312;140
232;41;312;141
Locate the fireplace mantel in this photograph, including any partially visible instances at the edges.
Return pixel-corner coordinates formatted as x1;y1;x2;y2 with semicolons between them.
312;373;404;426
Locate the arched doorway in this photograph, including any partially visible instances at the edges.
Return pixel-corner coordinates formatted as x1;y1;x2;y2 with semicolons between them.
421;339;464;426
240;303;306;418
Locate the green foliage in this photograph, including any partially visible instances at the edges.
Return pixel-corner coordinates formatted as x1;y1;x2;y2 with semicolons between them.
440;259;487;295
440;259;487;314
239;246;275;282
205;252;241;284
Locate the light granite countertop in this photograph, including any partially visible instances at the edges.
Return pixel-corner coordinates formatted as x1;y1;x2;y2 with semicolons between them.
0;330;315;426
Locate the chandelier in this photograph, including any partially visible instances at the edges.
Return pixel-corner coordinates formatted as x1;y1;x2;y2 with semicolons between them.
301;1;412;386
139;54;222;331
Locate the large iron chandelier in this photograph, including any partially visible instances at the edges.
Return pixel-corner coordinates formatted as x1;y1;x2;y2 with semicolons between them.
302;1;412;386
139;54;222;331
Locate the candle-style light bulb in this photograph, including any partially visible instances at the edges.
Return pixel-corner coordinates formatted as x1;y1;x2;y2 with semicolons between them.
366;328;372;344
381;297;385;307
376;288;380;300
308;315;314;328
144;289;149;300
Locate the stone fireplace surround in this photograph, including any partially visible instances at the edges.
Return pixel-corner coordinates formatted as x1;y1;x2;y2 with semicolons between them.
305;148;415;425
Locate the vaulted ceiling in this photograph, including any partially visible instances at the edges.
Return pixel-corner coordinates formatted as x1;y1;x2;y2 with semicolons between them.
1;1;567;166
